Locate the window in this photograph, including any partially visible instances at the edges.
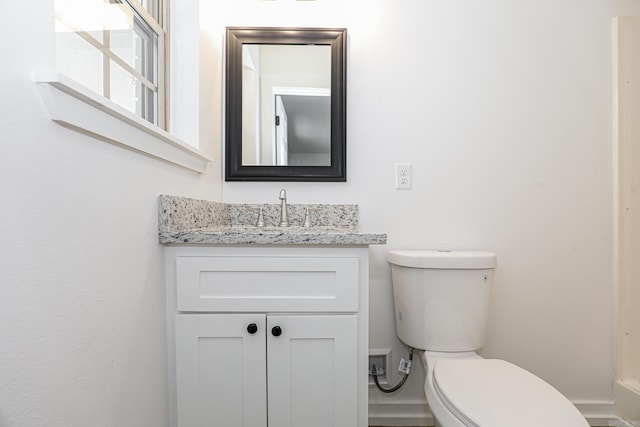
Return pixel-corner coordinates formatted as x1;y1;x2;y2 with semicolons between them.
54;0;166;127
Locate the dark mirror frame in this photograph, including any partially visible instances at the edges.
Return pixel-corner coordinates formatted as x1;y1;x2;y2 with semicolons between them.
225;27;347;182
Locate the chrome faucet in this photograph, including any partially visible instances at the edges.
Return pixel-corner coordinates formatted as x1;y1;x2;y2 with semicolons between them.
278;189;289;227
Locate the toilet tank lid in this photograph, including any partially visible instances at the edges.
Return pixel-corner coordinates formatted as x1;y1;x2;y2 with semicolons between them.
387;250;497;269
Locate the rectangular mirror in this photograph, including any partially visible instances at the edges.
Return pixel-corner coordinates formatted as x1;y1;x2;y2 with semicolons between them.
225;27;347;181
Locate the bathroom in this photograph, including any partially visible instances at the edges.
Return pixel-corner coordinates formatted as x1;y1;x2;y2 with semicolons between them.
1;0;639;426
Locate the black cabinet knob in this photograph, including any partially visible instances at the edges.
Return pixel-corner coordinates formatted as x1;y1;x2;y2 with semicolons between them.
271;326;282;337
247;323;258;334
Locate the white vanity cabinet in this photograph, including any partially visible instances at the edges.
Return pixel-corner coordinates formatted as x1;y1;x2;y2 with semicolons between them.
165;246;370;427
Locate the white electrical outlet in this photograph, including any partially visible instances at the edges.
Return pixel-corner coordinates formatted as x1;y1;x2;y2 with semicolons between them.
395;163;412;189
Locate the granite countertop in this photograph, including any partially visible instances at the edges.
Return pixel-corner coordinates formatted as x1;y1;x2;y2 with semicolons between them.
158;195;387;246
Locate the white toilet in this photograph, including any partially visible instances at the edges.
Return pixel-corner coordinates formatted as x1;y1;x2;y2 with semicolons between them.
387;250;589;427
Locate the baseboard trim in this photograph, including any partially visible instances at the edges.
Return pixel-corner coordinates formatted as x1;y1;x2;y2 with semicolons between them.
614;380;640;423
368;401;432;426
574;401;628;426
369;400;625;426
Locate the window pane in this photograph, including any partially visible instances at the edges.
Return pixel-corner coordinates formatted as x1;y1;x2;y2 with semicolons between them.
55;19;104;96
139;0;161;23
110;59;137;116
108;1;158;85
55;0;104;43
133;17;158;84
54;0;163;127
110;60;156;124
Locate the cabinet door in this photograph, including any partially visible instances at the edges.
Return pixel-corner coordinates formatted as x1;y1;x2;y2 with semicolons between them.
267;315;358;427
175;314;267;427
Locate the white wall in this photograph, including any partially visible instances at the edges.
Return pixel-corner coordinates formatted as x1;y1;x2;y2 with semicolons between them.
0;2;219;426
3;0;640;425
203;0;640;422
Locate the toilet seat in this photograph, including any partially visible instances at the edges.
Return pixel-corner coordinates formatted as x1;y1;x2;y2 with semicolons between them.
432;359;588;427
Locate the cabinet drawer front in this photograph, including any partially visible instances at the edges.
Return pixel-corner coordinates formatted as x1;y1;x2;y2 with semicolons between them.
176;256;359;312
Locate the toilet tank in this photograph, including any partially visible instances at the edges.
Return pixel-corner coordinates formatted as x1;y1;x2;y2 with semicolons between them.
387;250;497;352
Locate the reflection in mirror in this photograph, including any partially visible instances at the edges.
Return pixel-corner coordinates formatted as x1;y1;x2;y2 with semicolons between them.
225;27;347;181
242;45;331;167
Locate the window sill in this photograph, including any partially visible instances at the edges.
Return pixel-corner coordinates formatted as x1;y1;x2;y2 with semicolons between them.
35;73;212;173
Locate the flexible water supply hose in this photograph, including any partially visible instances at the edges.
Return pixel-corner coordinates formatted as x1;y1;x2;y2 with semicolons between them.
371;347;414;393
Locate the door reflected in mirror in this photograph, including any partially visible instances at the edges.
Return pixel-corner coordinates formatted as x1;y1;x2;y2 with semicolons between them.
242;44;332;167
225;27;347;182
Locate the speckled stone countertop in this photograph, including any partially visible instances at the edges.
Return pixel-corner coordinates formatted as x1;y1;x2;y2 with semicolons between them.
158;195;387;245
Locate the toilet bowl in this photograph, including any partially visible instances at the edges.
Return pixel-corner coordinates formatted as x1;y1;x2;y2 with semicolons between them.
388;250;589;427
422;352;588;427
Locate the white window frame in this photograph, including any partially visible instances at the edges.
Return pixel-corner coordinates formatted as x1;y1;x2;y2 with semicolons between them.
36;0;211;173
54;0;167;128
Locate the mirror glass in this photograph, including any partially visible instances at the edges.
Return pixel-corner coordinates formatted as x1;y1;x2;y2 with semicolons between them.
225;27;347;181
242;44;331;167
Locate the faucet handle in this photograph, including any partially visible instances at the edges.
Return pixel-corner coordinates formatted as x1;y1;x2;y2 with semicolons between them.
303;207;311;227
256;206;266;227
278;189;289;227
